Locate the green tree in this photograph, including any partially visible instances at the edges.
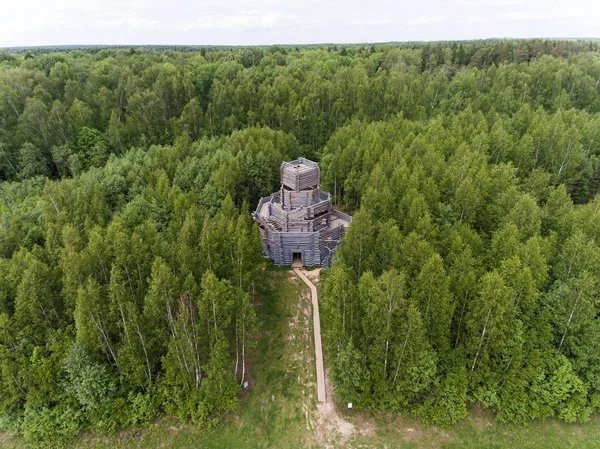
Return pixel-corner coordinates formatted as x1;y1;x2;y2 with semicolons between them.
19;142;50;178
413;253;454;352
75;278;119;370
331;340;370;405
336;209;375;280
63;342;116;412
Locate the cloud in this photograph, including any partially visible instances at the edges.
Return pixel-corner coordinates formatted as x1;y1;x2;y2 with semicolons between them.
408;15;443;25
504;9;586;21
97;16;159;28
348;18;395;27
458;16;486;24
459;0;551;6
184;11;294;31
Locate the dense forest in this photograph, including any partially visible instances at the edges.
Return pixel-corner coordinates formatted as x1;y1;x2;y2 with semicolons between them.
1;38;600;445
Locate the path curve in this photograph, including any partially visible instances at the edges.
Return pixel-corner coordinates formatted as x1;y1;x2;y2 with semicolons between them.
293;268;326;403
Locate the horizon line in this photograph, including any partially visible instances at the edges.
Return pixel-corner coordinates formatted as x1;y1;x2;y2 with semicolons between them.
3;36;600;52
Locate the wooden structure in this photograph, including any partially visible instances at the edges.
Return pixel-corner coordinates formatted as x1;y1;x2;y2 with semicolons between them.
253;158;352;267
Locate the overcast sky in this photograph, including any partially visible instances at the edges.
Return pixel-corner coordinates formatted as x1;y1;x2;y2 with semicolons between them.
0;0;598;48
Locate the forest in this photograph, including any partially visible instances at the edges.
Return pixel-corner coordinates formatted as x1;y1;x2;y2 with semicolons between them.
1;38;600;445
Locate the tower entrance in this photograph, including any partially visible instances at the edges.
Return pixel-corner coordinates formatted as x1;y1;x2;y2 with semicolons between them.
292;252;303;268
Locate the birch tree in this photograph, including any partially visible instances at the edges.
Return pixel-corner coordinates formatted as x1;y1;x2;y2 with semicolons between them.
413;253;454;352
364;269;406;398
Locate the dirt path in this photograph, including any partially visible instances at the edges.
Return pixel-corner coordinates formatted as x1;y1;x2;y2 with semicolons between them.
293;267;326;403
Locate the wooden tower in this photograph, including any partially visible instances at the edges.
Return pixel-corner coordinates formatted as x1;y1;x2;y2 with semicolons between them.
252;158;352;267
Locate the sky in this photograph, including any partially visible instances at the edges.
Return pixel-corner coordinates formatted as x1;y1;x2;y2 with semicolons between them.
0;0;598;48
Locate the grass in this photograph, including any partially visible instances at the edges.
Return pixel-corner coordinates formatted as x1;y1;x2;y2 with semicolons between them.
4;268;600;448
349;407;600;449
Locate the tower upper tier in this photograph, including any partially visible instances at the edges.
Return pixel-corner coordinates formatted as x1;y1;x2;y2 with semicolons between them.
281;158;320;192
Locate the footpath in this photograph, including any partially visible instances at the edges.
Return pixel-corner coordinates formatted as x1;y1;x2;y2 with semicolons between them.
293;268;326;403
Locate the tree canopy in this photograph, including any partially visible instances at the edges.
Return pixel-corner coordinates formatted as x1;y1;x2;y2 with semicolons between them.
2;39;600;444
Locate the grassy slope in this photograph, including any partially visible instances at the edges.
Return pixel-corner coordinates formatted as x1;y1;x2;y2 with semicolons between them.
4;268;600;448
